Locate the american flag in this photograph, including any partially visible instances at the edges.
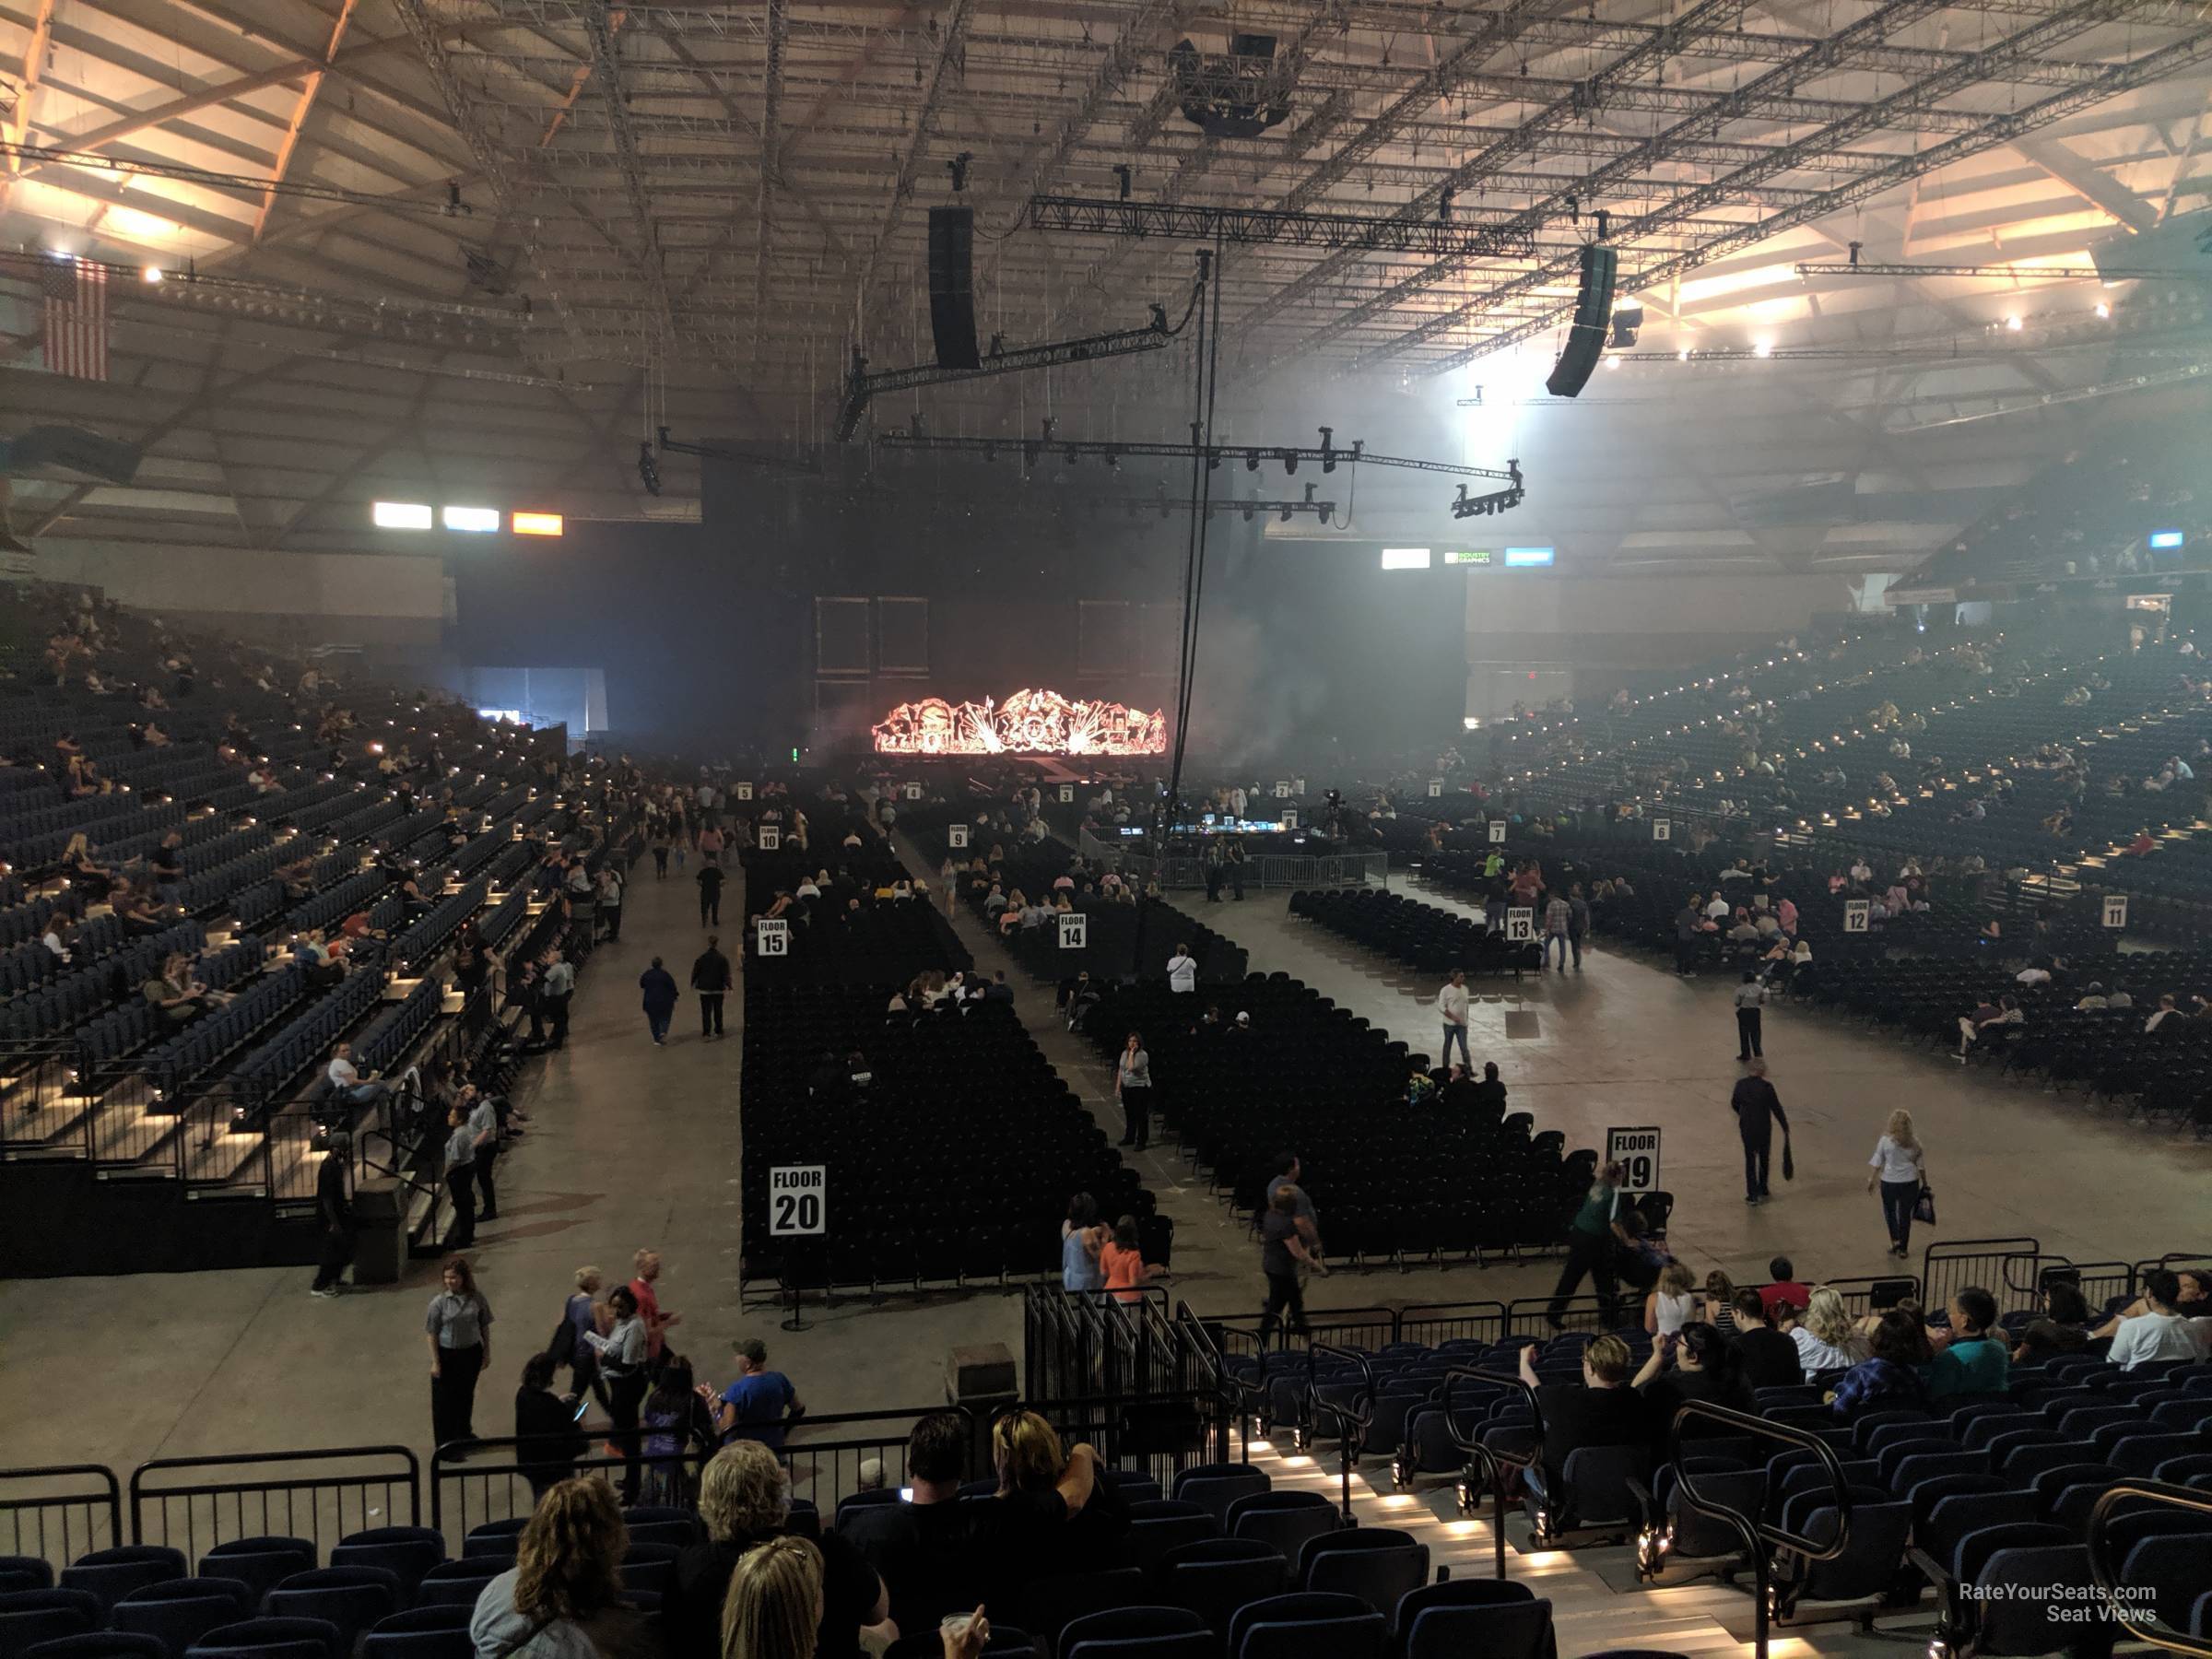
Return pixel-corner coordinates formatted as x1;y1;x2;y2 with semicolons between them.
41;254;108;381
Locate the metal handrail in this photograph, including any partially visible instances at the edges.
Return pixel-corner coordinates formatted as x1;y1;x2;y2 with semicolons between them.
1665;1400;1853;1659
1175;1301;1259;1461
1441;1365;1537;1579
1305;1343;1375;1520
2087;1478;2212;1655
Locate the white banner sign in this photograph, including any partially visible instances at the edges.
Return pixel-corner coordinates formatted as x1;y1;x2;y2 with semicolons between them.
1058;912;1088;949
1274;781;1291;798
2102;894;2129;929
1282;808;1299;830
1428;779;1444;798
1605;1126;1662;1194
1505;906;1535;943
1843;899;1870;934
1488;820;1507;844
758;824;781;851
948;823;970;849
735;782;753;801
769;1166;826;1235
1058;783;1075;804
755;917;789;957
1652;820;1671;842
904;782;922;801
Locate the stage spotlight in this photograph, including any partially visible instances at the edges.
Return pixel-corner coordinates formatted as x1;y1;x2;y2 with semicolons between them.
638;441;662;496
1242;506;1255;522
1278;504;1293;522
1246;456;1259;471
1608;303;1643;347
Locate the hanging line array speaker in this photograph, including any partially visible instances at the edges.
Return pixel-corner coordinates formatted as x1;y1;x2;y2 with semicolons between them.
927;206;982;371
1544;243;1618;398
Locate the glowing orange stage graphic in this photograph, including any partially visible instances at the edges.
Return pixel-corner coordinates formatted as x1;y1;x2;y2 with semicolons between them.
871;689;1169;757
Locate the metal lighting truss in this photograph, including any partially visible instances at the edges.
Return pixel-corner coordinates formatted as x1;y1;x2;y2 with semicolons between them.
1793;262;2212;282
1405;7;2212;375
1026;194;1538;257
876;425;1516;483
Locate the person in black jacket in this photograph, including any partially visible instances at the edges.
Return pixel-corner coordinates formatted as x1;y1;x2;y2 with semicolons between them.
689;935;731;1039
512;1352;587;1500
1729;1057;1790;1204
1728;1288;1805;1391
310;1133;353;1298
696;861;724;925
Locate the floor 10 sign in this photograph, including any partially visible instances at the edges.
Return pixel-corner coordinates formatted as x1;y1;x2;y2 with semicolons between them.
769;1165;826;1234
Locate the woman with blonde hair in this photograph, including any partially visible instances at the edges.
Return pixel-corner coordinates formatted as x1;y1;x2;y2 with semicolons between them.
974;1411;1121;1607
469;1478;645;1659
1643;1260;1698;1339
1866;1108;1927;1259
666;1443;886;1659
1789;1286;1871;1374
717;1536;821;1659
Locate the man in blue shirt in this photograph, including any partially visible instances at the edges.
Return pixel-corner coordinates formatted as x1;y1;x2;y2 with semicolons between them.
715;1337;804;1449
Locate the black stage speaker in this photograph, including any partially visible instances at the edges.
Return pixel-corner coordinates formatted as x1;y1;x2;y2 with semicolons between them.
927;206;981;371
1545;243;1618;398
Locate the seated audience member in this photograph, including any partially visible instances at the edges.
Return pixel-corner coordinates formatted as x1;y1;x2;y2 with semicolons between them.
470;1478;648;1659
2094;1268;2210;1337
1789;1287;1872;1376
665;1441;886;1659
839;1412;978;1634
2105;1270;2212;1369
2012;1280;2094;1363
1759;1257;1811;1319
715;1338;804;1450
965;1410;1126;1611
1516;1333;1649;1491
1829;1310;1931;1417
1730;1289;1806;1391
143;953;225;1024
1632;1322;1754;1453
1926;1288;2010;1398
720;1536;829;1659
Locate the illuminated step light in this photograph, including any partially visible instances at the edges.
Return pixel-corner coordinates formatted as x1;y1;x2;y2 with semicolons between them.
2148;530;2185;550
1380;547;1432;570
371;501;433;530
1503;546;1556;567
511;511;564;536
442;505;500;533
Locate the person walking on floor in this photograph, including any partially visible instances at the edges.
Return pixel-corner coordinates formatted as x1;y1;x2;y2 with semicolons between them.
1547;1159;1629;1328
1866;1108;1927;1259
690;935;731;1039
539;948;575;1050
651;824;671;878
697;861;724;926
1115;1031;1153;1150
1256;1182;1328;1347
639;957;679;1046
1735;971;1768;1061
582;1284;649;1501
1437;971;1471;1069
426;1253;493;1450
310;1132;354;1298
1543;892;1571;971
1568;883;1590;970
1731;1058;1790;1205
441;1102;489;1249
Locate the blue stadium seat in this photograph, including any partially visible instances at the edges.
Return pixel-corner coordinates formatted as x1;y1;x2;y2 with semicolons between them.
360;1606;474;1659
260;1570;397;1653
1394;1581;1556;1659
0;1590;103;1659
110;1580;254;1656
1227;1492;1339;1563
327;1531;444;1600
1227;1592;1386;1659
410;1562;504;1610
181;1617;342;1659
1171;1465;1269;1529
21;1633;168;1659
1156;1539;1288;1638
193;1545;313;1610
58;1549;186;1616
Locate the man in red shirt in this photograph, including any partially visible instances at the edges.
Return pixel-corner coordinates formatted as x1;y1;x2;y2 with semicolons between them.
629;1247;681;1361
1759;1254;1811;1319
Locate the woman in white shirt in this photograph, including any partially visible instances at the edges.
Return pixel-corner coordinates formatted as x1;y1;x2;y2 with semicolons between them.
1644;1260;1699;1339
1865;1109;1927;1260
1789;1286;1871;1375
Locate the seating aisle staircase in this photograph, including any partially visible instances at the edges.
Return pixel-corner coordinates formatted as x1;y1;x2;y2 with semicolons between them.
1238;1433;1945;1659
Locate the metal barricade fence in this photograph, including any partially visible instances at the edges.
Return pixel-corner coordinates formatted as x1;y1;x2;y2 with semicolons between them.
128;1446;421;1562
1922;1237;2041;1321
1396;1300;1512;1347
1123;853;1389;890
0;1465;123;1574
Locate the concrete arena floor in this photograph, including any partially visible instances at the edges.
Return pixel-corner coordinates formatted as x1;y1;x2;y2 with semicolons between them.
3;864;2207;1476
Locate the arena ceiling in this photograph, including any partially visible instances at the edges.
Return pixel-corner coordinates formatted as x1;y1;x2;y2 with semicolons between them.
1;0;2208;557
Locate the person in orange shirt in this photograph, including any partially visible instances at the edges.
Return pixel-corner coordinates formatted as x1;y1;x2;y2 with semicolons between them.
1098;1216;1165;1305
629;1247;682;1361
